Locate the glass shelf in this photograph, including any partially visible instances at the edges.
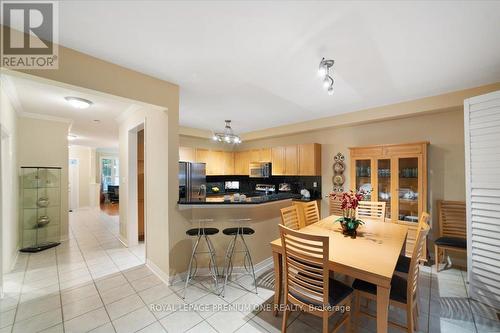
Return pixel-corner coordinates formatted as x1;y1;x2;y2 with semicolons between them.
20;167;61;249
355;159;372;200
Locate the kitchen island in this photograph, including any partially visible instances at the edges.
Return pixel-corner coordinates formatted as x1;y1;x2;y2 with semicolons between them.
172;193;306;280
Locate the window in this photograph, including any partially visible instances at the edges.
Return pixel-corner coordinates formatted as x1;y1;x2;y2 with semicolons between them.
101;157;119;191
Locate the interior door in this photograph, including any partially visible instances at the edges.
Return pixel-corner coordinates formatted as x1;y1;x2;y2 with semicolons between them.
464;90;500;309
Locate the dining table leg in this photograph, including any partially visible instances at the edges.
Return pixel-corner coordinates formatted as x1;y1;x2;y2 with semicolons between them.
272;251;282;316
376;285;390;333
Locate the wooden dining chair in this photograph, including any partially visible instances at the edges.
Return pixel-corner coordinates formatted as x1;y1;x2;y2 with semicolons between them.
279;225;353;333
280;205;301;230
329;195;343;216
356;201;386;222
302;200;320;226
434;200;466;272
353;223;430;333
395;212;430;274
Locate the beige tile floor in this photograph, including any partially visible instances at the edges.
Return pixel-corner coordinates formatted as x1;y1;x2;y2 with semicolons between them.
1;209;499;333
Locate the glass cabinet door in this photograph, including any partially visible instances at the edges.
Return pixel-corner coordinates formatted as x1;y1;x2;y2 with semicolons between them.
398;157;419;223
377;159;391;219
355;159;372;200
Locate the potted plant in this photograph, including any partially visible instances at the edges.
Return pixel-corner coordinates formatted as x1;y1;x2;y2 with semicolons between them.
329;190;366;238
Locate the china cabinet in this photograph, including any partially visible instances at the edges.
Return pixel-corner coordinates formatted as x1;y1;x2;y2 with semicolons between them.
20;167;62;252
350;142;428;258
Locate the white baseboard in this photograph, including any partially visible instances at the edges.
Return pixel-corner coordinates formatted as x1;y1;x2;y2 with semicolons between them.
146;258;171;285
168;256;274;285
118;234;128;247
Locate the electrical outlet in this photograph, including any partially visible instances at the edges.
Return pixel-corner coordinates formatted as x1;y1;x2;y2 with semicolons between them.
313;182;317;187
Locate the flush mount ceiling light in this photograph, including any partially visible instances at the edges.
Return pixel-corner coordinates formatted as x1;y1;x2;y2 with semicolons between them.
212;120;242;144
318;57;335;95
64;96;93;109
67;134;77;141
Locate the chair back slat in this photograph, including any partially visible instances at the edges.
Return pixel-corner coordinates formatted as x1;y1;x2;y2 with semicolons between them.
303;201;320;226
438;200;466;238
356;201;386;221
329;195;343;216
407;222;430;302
280;206;301;230
279;225;329;308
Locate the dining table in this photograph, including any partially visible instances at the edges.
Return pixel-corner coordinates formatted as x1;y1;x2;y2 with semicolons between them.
270;215;409;333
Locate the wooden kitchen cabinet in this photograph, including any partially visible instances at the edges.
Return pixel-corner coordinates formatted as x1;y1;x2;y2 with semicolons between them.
179;146;196;162
249;149;261;163
284;145;298;175
298;143;321;176
210;150;223;175
271;147;285;175
234;150;250;175
248;148;271;163
260;148;272;162
181;143;320;176
223;151;235;175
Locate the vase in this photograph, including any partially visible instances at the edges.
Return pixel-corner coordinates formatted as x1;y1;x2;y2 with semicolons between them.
340;221;359;238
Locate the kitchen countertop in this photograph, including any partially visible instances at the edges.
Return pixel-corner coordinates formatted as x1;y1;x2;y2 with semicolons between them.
178;192;323;209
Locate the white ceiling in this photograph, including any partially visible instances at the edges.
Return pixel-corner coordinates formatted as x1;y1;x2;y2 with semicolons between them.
7;1;500;136
5;75;136;147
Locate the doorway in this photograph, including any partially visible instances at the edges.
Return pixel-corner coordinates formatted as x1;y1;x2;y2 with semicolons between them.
137;129;145;242
69;158;79;212
100;156;120;215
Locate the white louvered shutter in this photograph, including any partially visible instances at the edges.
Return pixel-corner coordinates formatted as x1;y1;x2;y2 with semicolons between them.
464;90;500;309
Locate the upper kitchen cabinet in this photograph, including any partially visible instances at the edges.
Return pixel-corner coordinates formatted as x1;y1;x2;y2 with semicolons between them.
260;148;272;162
248;148;272;163
234;150;250;175
284;145;298;175
179;146;196;162
298;143;321;176
271;147;285;175
222;151;235;175
271;146;296;175
180;144;321;176
272;144;321;176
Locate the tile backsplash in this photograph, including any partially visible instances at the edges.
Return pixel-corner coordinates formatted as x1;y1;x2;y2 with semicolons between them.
206;175;321;199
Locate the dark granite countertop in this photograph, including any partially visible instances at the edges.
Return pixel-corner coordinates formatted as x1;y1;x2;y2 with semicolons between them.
178;192;306;205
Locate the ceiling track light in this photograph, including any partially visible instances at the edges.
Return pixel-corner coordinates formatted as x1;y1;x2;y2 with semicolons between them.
318;57;335;95
212;120;242;144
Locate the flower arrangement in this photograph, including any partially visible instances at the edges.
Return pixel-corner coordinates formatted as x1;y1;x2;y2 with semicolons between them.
329;190;366;237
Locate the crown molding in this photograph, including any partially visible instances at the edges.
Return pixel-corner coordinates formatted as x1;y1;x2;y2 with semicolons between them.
179;126;212;139
18;111;73;124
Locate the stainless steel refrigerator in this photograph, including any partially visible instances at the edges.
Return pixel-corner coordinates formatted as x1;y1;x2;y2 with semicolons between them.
179;162;207;202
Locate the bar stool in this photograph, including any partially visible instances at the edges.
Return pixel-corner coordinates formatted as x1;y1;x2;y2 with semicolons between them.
183;219;219;299
221;218;258;297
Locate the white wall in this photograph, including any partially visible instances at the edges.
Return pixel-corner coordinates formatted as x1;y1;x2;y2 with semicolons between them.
17;116;70;240
0;88;19;273
69;145;92;209
118;106;175;281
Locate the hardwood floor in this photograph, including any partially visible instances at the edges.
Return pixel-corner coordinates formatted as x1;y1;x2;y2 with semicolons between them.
100;202;119;216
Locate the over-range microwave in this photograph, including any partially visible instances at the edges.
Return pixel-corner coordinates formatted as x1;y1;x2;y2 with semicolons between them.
249;162;272;178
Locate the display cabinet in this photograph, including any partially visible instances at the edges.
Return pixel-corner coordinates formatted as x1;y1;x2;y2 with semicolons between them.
350;142;428;258
20;167;61;252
